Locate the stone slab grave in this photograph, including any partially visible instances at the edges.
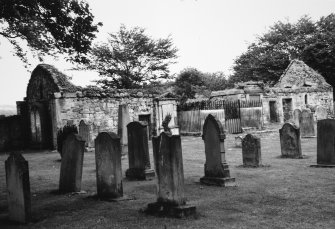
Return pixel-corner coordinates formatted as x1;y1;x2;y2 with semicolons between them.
200;114;235;186
235;135;243;148
311;119;335;167
315;106;327;121
59;133;85;193
79;120;91;148
126;121;155;180
242;134;262;167
279;123;302;158
5;152;31;223
95;132;129;200
117;104;130;156
144;132;196;218
293;109;301;128
300;108;315;137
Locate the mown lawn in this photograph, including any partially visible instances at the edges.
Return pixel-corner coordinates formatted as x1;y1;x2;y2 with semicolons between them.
0;130;334;229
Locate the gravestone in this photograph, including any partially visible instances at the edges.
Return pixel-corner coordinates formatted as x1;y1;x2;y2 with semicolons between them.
311;119;335;167
126;121;155;180
235;136;243;148
279;123;302;158
145;132;196;218
242;134;262;166
300;108;315;137
79;120;90;147
5;152;31;223
118;104;130;156
200;114;235;186
315;106;327;121
293;109;302;128
59;133;85;193
95;132;123;199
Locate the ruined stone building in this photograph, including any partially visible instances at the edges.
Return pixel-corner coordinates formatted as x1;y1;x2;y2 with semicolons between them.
210;59;333;124
0;64;178;151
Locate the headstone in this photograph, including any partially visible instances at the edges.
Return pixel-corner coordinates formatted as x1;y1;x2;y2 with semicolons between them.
79;120;90;147
118;104;130;156
200;114;235;186
126;121;155;180
293;109;302;128
242;134;262;166
145;132;196;218
279;123;302;158
311;119;335;167
300;108;315;137
59;133;85;193
315;106;327;121
5;152;31;223
235;136;243;148
95;132;123;199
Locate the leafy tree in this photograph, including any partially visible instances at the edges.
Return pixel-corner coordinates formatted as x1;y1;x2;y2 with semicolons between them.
0;0;102;65
201;71;228;91
230;14;335;88
87;25;178;89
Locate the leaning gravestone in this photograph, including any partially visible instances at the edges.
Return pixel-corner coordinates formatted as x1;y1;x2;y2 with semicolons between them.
311;119;335;167
118;104;130;156
145;132;196;218
79;120;90;147
126;121;155;180
279;123;302;158
200;114;235;186
315;106;327;121
95;132;123;199
59;133;85;193
5;152;31;223
242;134;262;166
300;108;315;137
293;109;302;128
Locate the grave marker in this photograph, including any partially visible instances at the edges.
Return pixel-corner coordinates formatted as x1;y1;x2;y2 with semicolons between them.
200;114;235;186
118;104;130;156
293;109;301;128
126;121;155;180
79;120;90;147
95;132;123;199
59;133;85;193
242;134;262;167
5;152;31;223
300;108;315;137
279;123;302;158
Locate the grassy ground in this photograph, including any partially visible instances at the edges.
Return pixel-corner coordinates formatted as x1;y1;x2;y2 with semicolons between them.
0;129;335;229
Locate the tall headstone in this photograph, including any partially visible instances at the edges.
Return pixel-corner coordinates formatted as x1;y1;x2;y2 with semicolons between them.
200;114;235;186
118;104;130;156
126;121;155;180
293;109;302;128
5;152;31;223
311;119;335;167
59;133;85;193
300;108;315;137
242;134;262;166
95;132;123;199
145;132;196;218
315;106;327;121
79;120;90;147
279;123;302;158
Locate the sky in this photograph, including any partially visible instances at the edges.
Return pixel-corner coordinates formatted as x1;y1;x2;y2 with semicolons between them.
1;0;335;106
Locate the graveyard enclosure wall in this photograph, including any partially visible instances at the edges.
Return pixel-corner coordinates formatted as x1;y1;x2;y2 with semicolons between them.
262;89;333;124
240;107;263;129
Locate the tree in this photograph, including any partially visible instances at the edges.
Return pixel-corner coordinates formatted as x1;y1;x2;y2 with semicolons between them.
0;0;102;65
201;71;228;91
230;14;335;87
87;25;178;89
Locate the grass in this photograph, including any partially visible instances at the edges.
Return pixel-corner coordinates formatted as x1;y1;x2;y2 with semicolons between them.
0;129;335;228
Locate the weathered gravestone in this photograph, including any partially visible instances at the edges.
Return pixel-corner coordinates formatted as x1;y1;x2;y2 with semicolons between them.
118;104;130;156
311;119;335;167
300;108;315;137
293;109;302;128
126;121;155;180
79;120;91;147
279;123;302;158
235;136;243;148
315;106;327;121
95;132;124;199
5;152;31;223
200;114;235;186
59;133;85;193
242;134;262;166
145;132;196;218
